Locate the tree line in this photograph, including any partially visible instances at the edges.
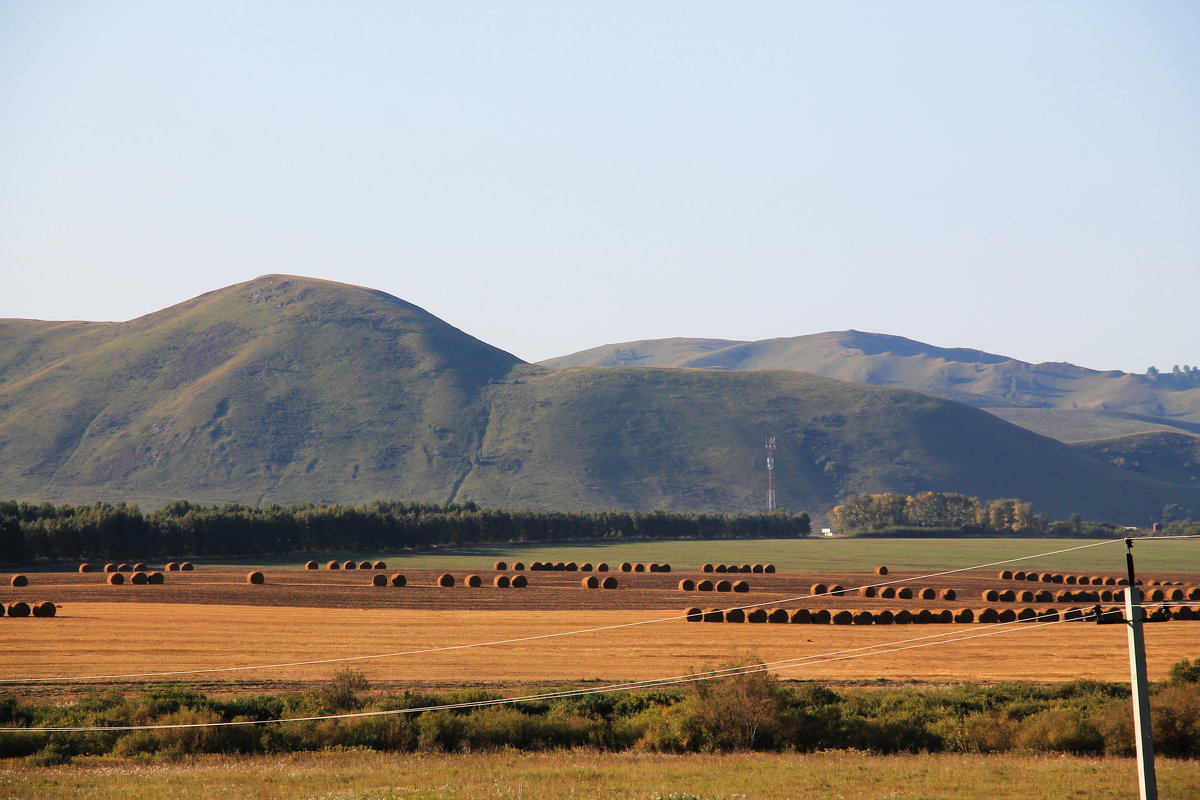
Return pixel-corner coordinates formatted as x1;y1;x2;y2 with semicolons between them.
0;499;811;563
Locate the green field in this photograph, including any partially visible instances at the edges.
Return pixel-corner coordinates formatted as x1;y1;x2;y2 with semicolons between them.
3;750;1198;800
208;536;1200;576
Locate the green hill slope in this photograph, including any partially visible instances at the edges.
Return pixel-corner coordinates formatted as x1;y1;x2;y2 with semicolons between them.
1070;431;1200;489
541;331;1200;442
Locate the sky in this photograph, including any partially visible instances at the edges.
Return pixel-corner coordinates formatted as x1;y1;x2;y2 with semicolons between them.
1;1;1197;371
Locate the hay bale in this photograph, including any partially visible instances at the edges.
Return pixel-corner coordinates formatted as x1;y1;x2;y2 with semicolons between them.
701;563;715;573
327;560;340;569
131;572;149;585
1038;608;1060;623
511;575;528;588
647;563;660;573
553;562;567;571
704;608;726;623
1100;590;1115;602
78;563;93;573
493;575;510;588
1172;606;1194;621
739;564;753;573
180;562;194;571
1168;588;1186;601
1062;607;1086;622
811;609;832;624
789;608;813;624
678;579;695;591
465;575;482;588
1147;588;1166;602
997;609;1017;623
697;580;714;592
982;589;999;602
148;572;164;584
714;564;728;573
1189;587;1200;601
747;609;768;623
893;609;914;624
715;580;732;593
768;608;789;623
764;564;775;574
998;569;1013;580
133;562;147;571
1034;590;1052;603
1017;590;1034;603
859;586;877;598
10;575;28;587
372;574;387;587
305;561;318;570
896;587;913;600
752;564;765;574
343;561;357;570
879;586;896;599
246;571;264;585
914;609;933;624
580;562;594;572
810;583;829;595
918;587;935;600
493;561;508;571
117;564;131;572
853;610;874;625
32;601;56;618
529;561;543;571
939;589;957;601
107;572;125;585
1025;572;1039;582
732;580;750;593
1054;590;1072;603
355;561;369;570
104;563;117;573
565;562;579;572
830;585;846;597
659;564;672;573
596;563;609;572
437;573;455;587
685;607;703;622
976;607;1000;623
874;609;895;625
998;589;1016;602
373;561;386;570
7;601;31;618
166;562;179;571
876;565;890;576
1016;607;1037;622
934;610;953;623
1065;574;1078;585
633;563;646;573
601;576;618;589
512;562;526;571
581;575;599;589
619;562;633;572
953;608;975;623
725;608;746;623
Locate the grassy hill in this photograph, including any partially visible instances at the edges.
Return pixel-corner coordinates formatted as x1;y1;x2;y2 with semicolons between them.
541;331;1200;442
3;277;1200;522
1070;430;1200;489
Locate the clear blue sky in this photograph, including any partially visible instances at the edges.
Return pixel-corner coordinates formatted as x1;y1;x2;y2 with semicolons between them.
2;1;1197;371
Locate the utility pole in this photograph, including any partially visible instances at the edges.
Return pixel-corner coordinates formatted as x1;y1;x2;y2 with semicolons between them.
765;437;776;512
1123;538;1157;800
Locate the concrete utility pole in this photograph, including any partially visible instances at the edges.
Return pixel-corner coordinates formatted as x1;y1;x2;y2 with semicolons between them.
765;437;776;512
1123;538;1157;800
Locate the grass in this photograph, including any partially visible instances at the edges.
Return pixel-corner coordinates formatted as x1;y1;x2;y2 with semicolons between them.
1;750;1198;799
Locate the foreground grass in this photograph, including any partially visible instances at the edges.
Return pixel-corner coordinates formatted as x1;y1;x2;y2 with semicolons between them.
2;750;1198;800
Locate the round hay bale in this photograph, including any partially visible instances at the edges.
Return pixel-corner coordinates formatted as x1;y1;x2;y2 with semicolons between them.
512;562;525;571
343;561;357;570
601;576;618;589
465;575;482;588
704;608;725;623
896;587;913;600
1102;576;1116;585
714;564;728;573
581;575;599;589
246;571;264;585
997;608;1017;623
10;575;28;587
725;608;746;623
1147;588;1166;602
493;574;510;588
133;562;147;571
117;564;131;572
701;563;714;573
811;609;832;624
565;562;579;572
1188;587;1200;601
715;580;732;593
893;609;914;624
166;562;180;571
580;562;594;572
953;608;975;623
1172;605;1194;621
1050;573;1065;584
550;562;565;571
130;571;148;585
1100;590;1115;602
858;586;877;598
976;607;1000;623
747;609;768;623
998;569;1013;580
1168;588;1185;602
982;589;999;602
789;608;812;624
305;561;318;570
1017;590;1034;603
732;580;750;593
437;573;455;587
697;580;714;592
914;609;933;624
685;607;703;622
879;586;896;599
659;564;672;573
1025;572;1039;582
1038;608;1060;623
7;601;31;618
1055;590;1072;603
752;564;764;574
739;564;753;574
678;579;695;591
1062;607;1086;622
358;561;372;570
107;572;125;585
633;563;646;573
371;574;387;587
876;565;890;576
934;609;953;624
647;563;660;573
148;571;164;584
529;561;544;571
1012;570;1026;581
1016;607;1037;622
373;561;386;570
32;601;56;618
763;564;775;574
511;574;528;588
619;562;633;572
493;561;508;571
874;609;895;625
1065;574;1078;585
78;563;93;573
998;590;1016;603
829;584;846;597
1034;590;1052;603
327;560;340;569
810;583;828;596
180;562;194;571
853;610;874;625
939;588;957;601
918;587;935;600
104;563;117;573
595;563;609;572
768;608;789;623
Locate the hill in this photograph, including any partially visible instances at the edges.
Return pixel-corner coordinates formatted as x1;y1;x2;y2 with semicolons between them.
3;277;1200;522
541;331;1200;442
1070;431;1200;489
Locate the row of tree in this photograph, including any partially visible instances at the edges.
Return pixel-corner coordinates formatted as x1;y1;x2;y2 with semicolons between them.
0;499;812;563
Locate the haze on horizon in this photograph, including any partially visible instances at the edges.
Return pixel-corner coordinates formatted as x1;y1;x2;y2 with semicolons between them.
1;1;1197;373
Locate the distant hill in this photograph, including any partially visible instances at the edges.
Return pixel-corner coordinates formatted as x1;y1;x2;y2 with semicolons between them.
3;277;1200;523
1070;431;1200;489
542;331;1200;443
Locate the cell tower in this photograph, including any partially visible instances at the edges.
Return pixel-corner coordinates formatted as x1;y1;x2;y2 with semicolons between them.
765;436;777;512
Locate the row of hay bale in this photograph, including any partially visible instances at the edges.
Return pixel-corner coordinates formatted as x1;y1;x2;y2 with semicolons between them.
312;560;387;570
998;570;1129;586
980;586;1200;603
369;574;408;587
678;578;750;593
858;586;956;600
529;561;605;571
682;606;1129;624
699;563;775;574
81;562;194;572
2;601;56;618
107;571;166;585
580;576;620;589
435;573;529;588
